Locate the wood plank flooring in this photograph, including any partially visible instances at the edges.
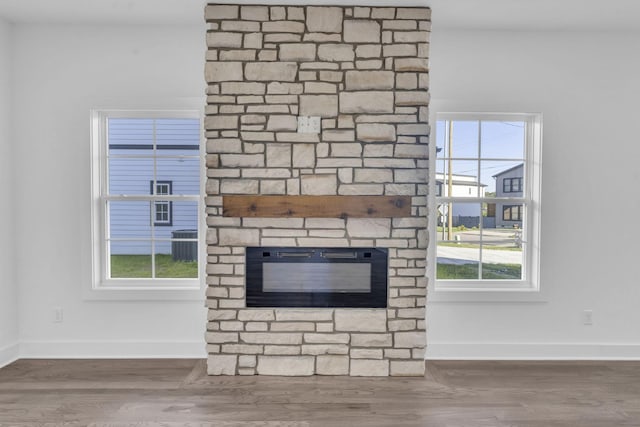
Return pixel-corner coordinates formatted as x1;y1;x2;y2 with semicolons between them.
0;359;639;426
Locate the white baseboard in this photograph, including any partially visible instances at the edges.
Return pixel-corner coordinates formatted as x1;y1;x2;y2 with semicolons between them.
0;341;20;368
19;340;206;359
426;342;640;360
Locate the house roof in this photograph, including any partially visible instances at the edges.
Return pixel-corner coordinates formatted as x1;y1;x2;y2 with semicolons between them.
492;163;524;178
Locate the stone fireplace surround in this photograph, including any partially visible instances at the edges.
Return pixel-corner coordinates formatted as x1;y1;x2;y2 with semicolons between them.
204;4;430;376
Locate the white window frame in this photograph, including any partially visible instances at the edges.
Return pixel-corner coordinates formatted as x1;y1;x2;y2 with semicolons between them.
428;112;543;302
88;109;205;300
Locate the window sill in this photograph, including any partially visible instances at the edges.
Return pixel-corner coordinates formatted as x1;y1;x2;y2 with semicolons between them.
83;281;204;301
428;282;547;303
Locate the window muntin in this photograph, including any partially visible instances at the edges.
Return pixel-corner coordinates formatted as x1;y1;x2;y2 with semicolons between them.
433;113;541;291
92;111;202;289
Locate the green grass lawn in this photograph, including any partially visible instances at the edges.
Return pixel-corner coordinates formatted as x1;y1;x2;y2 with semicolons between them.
437;262;522;280
111;254;198;278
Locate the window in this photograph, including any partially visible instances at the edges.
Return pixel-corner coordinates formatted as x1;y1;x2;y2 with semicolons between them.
503;205;522;222
151;181;172;226
432;113;542;292
90;110;202;294
503;177;522;193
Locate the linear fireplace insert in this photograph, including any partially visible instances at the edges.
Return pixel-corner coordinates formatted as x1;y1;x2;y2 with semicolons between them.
246;247;388;308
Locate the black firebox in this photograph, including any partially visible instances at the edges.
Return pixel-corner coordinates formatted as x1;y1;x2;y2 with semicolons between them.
246;247;388;308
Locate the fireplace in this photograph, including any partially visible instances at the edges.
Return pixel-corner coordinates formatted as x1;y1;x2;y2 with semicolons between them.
246;247;387;308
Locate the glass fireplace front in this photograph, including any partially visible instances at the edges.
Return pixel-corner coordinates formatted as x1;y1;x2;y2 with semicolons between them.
246;247;388;308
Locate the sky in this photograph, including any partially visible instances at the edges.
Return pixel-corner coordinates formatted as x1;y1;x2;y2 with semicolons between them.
435;120;525;193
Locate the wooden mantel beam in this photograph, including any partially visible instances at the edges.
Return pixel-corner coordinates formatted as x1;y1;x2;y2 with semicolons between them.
222;195;412;218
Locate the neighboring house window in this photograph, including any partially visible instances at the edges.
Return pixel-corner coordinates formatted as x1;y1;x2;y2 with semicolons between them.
432;112;542;292
91;110;202;291
436;182;442;196
151;181;173;226
503;205;522;222
503;177;522;193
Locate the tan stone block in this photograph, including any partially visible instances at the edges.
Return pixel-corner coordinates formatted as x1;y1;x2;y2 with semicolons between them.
351;333;393;347
301;174;337;195
340;92;394;113
345;71;394;90
394;331;426;348
219;179;259;194
243;218;303;228
306;6;343;32
267;82;304;94
239;355;257;368
318;44;355;61
218;228;259;246
275;309;334;322
395;58;429;72
219;154;264;168
279;43;317;61
304;82;337;94
394;169;427;183
329;143;360;158
390;360;425;376
206;138;241;154
221;21;260;32
353;168;393;183
222;344;263;354
371;8;395;19
205;115;238;130
396;73;417;89
257;356;314;376
206;32;243;48
264;345;300;355
356;123;396;142
206;332;239;344
299;95;338;117
241;333;303;345
245;62;298;82
316;355;349;375
208;310;237;321
301;344;349;355
338;184;384;195
238;310;275;321
394;31;429;43
385;349;412;359
351;348;383;359
382;44;417;57
271;322;316;332
293;144;316;168
205;62;243;82
296;238;349;247
304;333;350;344
270;6;286;20
260;180;286;195
241;5;269;21
319;70;343;82
263;21;305;33
335;308;387;332
344;20;381;43
221;82;265;94
304;218;345;229
363;144;394;158
246;322;268;331
346;219;391;239
388;319;417;331
219;321;244;331
355;44;381;58
395;145;427;159
207;355;237;375
242;169;291;178
383;20;417;30
266;144;291;168
288;7;305;20
350;359;389;376
205;5;238;20
267;115;298;131
277;132;320;143
396;8;430;20
396;92;430;106
244;33;262;49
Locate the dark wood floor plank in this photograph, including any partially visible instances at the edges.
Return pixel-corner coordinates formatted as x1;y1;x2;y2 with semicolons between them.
1;360;640;426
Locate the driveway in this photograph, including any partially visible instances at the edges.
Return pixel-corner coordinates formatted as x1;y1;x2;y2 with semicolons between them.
437;245;522;265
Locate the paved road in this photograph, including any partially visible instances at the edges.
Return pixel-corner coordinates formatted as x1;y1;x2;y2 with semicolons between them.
437;245;522;265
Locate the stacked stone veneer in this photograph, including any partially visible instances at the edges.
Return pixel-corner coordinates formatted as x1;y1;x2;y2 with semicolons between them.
204;4;430;376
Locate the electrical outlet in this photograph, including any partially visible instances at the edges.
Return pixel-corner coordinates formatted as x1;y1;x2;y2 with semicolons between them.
53;307;63;323
583;309;593;325
297;116;320;134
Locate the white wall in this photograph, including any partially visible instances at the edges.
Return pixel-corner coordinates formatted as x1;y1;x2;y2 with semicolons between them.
427;29;640;359
0;17;19;366
12;24;208;357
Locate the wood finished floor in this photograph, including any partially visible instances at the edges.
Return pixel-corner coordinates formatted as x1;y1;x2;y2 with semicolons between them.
0;359;639;426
